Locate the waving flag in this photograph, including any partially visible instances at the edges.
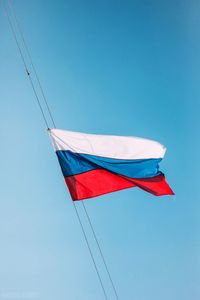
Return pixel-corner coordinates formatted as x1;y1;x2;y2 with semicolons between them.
49;129;174;200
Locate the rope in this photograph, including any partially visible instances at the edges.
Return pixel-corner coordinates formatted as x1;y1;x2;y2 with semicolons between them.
72;201;109;300
3;2;118;299
81;201;119;300
2;0;49;129
7;0;56;128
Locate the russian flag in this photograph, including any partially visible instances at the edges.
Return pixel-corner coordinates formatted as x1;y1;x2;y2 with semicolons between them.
49;129;174;201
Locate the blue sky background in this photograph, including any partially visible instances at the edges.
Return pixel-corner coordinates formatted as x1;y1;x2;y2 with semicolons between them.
0;0;199;299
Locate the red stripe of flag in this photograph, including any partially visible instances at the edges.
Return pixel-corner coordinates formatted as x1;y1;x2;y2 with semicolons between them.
64;169;174;201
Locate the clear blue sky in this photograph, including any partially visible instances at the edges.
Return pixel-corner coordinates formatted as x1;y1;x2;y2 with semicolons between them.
0;0;199;299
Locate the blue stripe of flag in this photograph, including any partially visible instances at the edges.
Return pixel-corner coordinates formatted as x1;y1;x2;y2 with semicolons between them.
56;150;163;178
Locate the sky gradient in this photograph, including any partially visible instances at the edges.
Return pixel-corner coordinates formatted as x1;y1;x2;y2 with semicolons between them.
0;1;199;299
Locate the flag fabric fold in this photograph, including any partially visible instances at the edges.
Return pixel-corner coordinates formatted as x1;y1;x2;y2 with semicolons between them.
49;128;174;201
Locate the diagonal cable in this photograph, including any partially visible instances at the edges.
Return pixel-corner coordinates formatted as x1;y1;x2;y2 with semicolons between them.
81;201;120;300
72;201;109;300
7;0;56;128
2;0;49;128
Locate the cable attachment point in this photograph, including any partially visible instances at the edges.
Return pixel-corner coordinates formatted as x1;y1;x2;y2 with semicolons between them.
26;69;30;76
